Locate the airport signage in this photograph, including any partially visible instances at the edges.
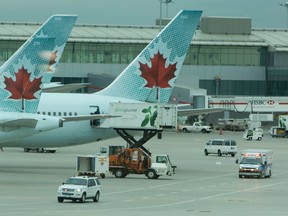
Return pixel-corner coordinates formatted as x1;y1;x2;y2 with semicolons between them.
208;97;288;112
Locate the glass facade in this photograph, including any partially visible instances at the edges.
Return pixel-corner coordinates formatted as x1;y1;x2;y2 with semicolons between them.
0;40;265;67
200;80;266;96
185;45;266;66
0;39;275;96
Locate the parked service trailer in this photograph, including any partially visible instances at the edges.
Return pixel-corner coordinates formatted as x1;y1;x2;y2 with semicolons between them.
76;155;109;178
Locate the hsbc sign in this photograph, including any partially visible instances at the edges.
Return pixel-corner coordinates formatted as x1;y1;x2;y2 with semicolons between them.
250;100;275;106
209;97;288;112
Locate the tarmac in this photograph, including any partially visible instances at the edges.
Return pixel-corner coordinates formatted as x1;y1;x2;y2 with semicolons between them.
0;128;287;216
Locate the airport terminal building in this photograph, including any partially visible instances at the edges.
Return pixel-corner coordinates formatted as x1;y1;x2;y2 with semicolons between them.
1;16;288;103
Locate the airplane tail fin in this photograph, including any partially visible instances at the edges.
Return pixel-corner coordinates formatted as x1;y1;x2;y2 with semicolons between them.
97;10;202;103
0;15;77;113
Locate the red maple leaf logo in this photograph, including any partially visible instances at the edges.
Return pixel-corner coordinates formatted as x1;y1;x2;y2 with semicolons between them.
47;50;58;72
4;66;42;110
139;51;177;88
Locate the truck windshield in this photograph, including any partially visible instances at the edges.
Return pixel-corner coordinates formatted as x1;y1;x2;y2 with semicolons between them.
156;156;168;164
240;157;261;165
66;178;87;186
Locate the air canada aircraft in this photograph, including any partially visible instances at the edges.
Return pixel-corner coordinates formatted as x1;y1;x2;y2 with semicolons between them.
1;10;221;149
0;14;78;144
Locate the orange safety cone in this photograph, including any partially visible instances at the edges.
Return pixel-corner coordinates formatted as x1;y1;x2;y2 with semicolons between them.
219;128;223;135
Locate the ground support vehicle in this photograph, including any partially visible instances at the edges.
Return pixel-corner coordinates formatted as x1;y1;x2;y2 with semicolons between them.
236;149;273;178
179;122;212;133
204;139;237;157
270;127;287;138
243;128;263;140
57;176;101;203
216;118;247;132
76;155;109;178
279;115;288;129
23;147;58;153
100;145;175;179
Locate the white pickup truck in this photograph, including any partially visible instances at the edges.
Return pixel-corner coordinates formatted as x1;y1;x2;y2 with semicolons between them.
179;122;212;133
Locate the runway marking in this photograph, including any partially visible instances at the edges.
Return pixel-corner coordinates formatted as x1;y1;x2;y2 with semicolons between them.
1;181;285;215
148;173;233;189
105;187;145;195
122;199;134;203
198;182;284;201
103;173;233;196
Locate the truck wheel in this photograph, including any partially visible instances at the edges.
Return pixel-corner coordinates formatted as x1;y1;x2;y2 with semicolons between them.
217;150;222;157
257;137;262;141
204;149;208;156
201;129;206;133
239;175;242;178
182;128;188;133
268;170;272;178
79;193;86;203
37;148;44;153
147;170;157;179
57;197;64;203
49;150;56;153
115;169;125;178
248;136;252;140
100;173;106;178
24;148;29;152
231;153;235;157
93;192;100;202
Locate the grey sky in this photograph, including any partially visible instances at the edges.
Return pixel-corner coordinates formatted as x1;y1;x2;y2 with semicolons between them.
0;0;287;28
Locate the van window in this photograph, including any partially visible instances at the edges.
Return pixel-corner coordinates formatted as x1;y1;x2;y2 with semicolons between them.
231;141;236;146
212;140;222;146
224;141;230;146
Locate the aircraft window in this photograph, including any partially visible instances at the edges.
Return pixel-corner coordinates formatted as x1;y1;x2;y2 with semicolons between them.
43;112;46;115
48;112;51;116
74;112;77;116
58;112;61;116
53;112;56;116
69;112;72;116
37;111;40;114
63;112;67;116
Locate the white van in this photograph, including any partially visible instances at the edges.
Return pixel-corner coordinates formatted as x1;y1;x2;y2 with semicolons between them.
204;139;237;157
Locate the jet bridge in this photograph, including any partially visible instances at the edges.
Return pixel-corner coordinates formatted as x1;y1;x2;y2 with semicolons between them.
102;102;178;155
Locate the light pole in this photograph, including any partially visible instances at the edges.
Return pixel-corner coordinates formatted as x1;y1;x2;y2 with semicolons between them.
159;0;173;30
280;2;288;28
164;0;173;18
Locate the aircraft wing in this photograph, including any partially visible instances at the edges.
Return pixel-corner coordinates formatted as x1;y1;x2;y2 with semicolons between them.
0;115;120;128
0;119;37;128
62;114;121;122
43;83;90;93
178;108;225;116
